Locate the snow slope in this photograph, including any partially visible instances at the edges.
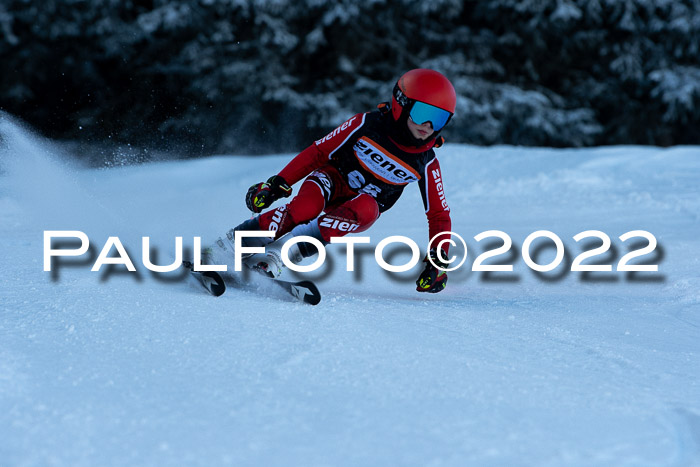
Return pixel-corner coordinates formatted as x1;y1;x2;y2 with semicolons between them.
1;114;699;466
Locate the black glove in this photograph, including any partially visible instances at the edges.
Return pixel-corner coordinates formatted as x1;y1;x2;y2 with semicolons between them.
245;175;292;213
416;248;449;293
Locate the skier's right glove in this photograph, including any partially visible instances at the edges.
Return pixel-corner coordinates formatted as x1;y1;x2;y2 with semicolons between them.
416;248;449;293
245;175;292;213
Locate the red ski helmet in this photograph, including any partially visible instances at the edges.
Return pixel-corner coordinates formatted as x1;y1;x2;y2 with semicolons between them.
391;69;456;131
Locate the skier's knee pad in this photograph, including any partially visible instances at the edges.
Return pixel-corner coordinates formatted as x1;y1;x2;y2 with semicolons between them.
317;194;379;241
349;194;380;226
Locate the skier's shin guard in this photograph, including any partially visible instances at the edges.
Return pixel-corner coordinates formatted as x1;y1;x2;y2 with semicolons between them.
220;216;274;253
257;178;327;240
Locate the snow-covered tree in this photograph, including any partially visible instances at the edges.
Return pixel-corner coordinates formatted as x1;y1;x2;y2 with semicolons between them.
0;0;698;157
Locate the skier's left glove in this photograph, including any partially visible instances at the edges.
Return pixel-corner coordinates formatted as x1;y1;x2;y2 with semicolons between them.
245;175;292;213
416;248;449;293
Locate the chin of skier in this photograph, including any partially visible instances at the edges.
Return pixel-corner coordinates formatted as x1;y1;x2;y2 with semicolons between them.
222;68;455;293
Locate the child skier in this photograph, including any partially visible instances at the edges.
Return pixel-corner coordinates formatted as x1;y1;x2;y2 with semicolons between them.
222;68;455;293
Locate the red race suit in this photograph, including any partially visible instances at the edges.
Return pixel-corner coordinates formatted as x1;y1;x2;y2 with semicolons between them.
257;108;452;253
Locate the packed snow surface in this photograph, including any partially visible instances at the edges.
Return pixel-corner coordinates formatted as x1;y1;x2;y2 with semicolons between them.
1;115;699;466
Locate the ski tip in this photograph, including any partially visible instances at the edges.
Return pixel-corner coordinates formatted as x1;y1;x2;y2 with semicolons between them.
292;280;321;305
306;295;321;306
187;266;226;297
203;271;227;297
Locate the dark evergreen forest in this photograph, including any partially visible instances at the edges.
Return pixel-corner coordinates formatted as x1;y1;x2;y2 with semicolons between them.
1;0;699;158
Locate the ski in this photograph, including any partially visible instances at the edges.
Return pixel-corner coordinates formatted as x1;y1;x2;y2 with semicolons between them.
182;261;227;297
267;278;321;306
182;260;321;305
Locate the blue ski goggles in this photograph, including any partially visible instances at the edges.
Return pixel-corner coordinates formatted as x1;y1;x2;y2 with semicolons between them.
409;101;453;131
